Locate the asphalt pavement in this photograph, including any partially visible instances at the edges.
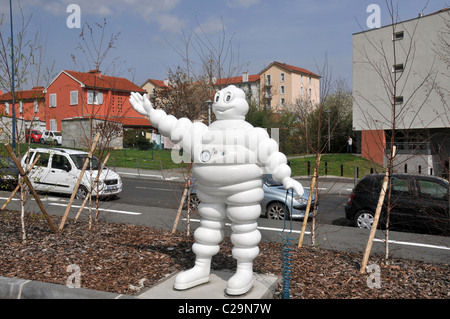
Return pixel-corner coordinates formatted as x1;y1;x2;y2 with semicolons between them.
0;166;449;299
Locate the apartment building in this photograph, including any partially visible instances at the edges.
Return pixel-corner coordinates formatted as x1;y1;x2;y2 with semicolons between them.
259;61;320;112
353;8;450;177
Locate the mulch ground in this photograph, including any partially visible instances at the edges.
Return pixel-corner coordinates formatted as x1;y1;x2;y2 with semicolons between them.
0;210;448;299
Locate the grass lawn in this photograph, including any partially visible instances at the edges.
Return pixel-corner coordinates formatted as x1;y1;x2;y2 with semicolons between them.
108;148;191;170
289;153;384;178
3;143;383;178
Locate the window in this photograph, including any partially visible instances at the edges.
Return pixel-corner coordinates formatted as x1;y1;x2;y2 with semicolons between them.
390;177;411;195
34;101;39;113
281;98;285;107
393;63;404;72
35;152;50;168
417;180;448;200
309;76;312;84
394;96;404;104
280;85;285;94
4;102;9;115
301;86;304;96
309;88;312;97
49;93;57;108
70;91;78;105
301;75;304;83
280;73;285;82
51;154;72;171
19;101;23;114
266;74;271;86
50;119;57;131
87;90;103;105
393;31;404;41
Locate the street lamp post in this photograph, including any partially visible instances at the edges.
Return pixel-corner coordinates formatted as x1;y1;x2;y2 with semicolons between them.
9;0;17;152
326;109;331;152
206;99;212;125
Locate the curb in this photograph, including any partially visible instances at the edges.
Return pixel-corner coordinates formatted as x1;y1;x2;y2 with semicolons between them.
0;276;135;299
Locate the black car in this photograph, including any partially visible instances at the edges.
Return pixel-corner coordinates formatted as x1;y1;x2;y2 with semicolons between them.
345;174;449;234
0;155;19;190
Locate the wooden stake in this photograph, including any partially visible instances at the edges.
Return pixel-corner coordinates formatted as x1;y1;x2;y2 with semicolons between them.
4;144;58;234
172;166;192;233
59;133;100;231
298;154;320;248
360;167;390;274
74;152;111;221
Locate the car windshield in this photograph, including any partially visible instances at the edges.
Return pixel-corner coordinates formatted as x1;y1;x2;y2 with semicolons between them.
264;174;283;187
70;154;100;170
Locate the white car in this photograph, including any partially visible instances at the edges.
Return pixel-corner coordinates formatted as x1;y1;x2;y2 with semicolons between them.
21;148;122;199
40;130;62;145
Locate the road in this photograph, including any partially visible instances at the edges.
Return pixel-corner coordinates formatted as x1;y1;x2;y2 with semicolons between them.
1;176;449;264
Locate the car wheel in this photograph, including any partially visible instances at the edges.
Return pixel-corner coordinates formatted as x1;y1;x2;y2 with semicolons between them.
266;202;288;220
189;194;201;210
76;185;89;199
355;210;374;229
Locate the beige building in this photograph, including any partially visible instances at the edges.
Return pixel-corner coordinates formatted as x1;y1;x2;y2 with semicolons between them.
141;61;321;113
259;61;320;112
141;78;169;100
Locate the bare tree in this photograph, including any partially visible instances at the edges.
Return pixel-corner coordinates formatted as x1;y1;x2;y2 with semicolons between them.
354;1;443;265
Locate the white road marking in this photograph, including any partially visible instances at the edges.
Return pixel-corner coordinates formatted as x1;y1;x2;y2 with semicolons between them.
119;172;180;181
136;186;174;191
184;218;449;251
184;218;311;235
48;203;142;215
373;238;450;251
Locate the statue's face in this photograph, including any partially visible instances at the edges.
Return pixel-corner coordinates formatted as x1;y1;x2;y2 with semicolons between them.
212;85;249;120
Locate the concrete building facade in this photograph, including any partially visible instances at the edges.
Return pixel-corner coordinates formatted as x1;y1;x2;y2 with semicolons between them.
353;8;450;177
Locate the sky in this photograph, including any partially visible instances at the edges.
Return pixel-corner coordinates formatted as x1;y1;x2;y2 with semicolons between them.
1;0;448;91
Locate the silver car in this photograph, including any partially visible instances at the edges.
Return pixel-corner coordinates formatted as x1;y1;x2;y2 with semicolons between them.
188;174;315;220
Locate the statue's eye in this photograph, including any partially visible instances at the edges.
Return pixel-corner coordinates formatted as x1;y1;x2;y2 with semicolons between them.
214;92;220;103
224;92;232;103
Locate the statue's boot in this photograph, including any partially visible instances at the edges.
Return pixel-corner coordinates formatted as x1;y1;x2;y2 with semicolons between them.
173;257;211;290
174;202;225;290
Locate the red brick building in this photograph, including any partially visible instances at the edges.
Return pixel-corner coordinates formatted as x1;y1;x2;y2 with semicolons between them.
45;69;149;131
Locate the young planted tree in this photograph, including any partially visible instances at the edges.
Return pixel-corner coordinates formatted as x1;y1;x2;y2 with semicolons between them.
353;1;443;265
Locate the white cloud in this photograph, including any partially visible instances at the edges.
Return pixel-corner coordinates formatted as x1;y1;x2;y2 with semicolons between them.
27;0;184;33
226;0;260;9
193;16;226;35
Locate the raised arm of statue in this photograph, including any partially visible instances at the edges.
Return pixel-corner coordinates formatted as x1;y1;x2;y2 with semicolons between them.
129;92;193;143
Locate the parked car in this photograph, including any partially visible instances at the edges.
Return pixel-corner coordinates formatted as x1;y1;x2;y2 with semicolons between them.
25;129;42;143
345;174;449;233
21;147;122;199
40;130;62;145
0;155;19;190
189;174;315;220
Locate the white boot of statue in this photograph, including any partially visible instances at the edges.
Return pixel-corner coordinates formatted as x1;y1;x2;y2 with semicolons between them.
174;202;225;290
130;85;304;296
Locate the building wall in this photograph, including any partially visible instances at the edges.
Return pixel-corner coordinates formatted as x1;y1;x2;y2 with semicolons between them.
62;118;123;149
361;130;386;165
46;72;83;131
46;72;148;131
260;64;320;111
353;10;450;131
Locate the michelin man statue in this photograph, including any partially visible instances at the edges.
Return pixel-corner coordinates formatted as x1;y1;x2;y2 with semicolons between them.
130;85;304;295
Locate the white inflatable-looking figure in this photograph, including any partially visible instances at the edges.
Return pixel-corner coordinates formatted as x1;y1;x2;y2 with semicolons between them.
130;85;304;295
